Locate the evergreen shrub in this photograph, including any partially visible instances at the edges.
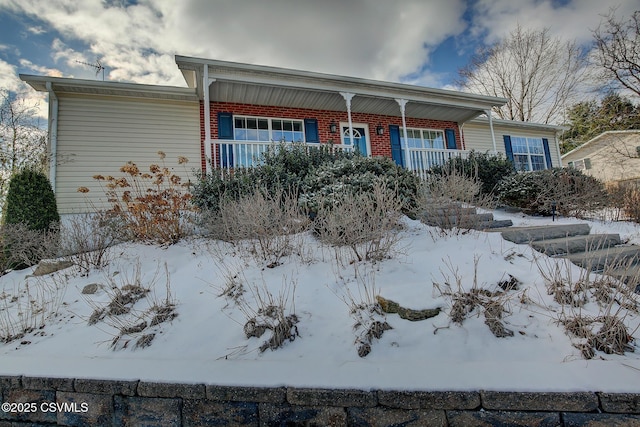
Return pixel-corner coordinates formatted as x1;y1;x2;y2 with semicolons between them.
495;168;608;217
429;151;515;196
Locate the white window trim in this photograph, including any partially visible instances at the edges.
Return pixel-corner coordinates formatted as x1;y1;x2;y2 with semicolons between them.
400;127;446;149
511;136;547;172
233;114;306;143
339;122;371;155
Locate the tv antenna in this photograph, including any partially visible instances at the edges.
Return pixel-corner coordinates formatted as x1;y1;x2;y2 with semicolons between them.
76;59;105;81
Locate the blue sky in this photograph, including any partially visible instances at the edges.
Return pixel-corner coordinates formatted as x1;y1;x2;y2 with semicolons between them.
0;0;637;116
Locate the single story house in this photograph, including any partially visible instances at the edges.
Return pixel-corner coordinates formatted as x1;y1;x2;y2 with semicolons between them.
20;55;564;215
562;130;640;184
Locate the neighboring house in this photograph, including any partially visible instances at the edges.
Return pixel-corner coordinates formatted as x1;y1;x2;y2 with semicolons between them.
20;55;563;215
562;130;640;184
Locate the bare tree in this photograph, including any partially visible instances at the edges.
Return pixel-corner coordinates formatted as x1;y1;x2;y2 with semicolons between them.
0;90;48;202
458;25;591;124
593;9;640;97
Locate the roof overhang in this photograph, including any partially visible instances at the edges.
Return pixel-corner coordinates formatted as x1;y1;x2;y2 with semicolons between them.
176;55;507;124
19;75;198;102
469;116;568;132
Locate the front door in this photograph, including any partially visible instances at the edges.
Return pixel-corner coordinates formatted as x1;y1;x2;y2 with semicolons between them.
341;125;368;156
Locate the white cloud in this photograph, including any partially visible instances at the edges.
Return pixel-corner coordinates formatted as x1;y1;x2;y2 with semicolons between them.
0;0;468;86
19;58;63;77
0;58;48;119
468;0;638;46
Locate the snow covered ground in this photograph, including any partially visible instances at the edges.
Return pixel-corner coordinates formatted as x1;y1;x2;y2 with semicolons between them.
1;209;640;392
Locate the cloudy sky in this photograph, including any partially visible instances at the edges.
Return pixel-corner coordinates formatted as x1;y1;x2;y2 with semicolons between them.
0;0;637;116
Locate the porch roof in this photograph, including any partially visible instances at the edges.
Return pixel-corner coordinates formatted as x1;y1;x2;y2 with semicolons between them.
19;74;198;102
175;55;507;124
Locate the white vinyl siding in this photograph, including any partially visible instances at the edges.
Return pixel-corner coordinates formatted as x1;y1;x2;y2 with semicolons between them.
55;94;200;214
463;121;561;167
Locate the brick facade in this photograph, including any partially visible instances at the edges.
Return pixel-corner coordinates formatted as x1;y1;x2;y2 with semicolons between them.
199;101;463;171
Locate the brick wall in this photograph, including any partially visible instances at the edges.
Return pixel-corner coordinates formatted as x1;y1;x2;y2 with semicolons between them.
198;101;463;171
2;376;640;426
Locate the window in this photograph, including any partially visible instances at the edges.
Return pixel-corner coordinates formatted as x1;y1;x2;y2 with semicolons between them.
400;128;445;149
511;137;547;171
233;116;304;142
568;158;591;170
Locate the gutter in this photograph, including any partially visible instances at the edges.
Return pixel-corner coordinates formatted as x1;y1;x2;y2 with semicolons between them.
45;82;58;193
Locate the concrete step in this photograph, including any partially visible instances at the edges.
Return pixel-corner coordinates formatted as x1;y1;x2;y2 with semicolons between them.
423;213;494;228
475;219;514;230
566;245;640;272
604;263;640;290
427;206;477;216
501;223;591;244
530;234;622;256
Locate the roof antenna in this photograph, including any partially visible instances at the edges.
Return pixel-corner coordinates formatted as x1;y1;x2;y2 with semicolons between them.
76;59;106;81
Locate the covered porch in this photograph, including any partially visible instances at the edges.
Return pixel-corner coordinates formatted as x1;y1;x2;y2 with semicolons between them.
175;56;505;177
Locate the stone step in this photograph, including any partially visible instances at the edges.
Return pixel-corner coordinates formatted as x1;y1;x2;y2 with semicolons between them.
566;246;640;272
427;206;477;216
423;213;495;228
530;234;622;256
475;219;514;230
603;264;640;291
501;223;591;244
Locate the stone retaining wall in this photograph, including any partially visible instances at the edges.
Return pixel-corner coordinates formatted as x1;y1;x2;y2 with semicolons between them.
1;376;640;426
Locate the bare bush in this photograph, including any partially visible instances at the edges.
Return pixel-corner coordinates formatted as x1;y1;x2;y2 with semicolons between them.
59;212;123;274
607;180;640;223
203;187;310;266
419;166;495;235
82;152;196;245
314;181;404;262
0;222;60;273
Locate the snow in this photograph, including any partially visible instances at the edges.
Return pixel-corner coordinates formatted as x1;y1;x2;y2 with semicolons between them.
2;209;640;392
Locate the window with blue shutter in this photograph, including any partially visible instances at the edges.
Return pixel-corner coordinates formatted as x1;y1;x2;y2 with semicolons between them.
304;119;319;143
389;125;403;167
217;112;234;167
503;135;514;165
542;138;552;168
445;128;457;149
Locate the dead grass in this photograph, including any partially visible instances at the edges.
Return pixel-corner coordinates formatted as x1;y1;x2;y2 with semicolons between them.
83;261;177;350
433;256;516;338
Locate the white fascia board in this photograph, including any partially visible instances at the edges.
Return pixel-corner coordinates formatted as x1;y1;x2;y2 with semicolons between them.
20;74;198;100
175;55;507;110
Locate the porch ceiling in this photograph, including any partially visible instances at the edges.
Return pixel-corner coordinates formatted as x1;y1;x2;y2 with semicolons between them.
211;81;487;123
177;55;507;124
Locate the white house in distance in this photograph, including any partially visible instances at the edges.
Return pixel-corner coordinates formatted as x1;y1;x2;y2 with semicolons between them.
20;55;564;216
562;130;640;184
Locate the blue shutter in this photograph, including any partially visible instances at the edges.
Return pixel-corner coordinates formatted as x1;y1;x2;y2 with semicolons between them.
445;128;457;149
304;118;319;143
217;112;233;168
542;138;552;168
389;125;403;167
503;135;514;163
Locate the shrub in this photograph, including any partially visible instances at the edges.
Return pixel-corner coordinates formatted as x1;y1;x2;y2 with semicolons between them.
3;169;59;269
191;143;355;213
607;180;640;223
495;168;608;217
85;152;195;245
313;180;404;262
4;168;59;231
428;151;515;196
202;187;310;265
300;156;421;215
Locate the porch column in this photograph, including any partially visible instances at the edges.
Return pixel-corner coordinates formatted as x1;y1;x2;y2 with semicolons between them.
485;109;497;154
203;64;212;174
396;99;411;170
340;92;355;146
